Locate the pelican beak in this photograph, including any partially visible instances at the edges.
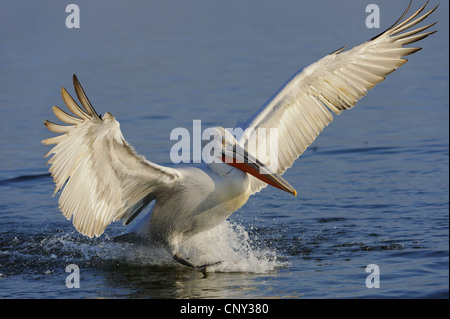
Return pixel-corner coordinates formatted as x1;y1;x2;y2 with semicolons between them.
221;144;297;196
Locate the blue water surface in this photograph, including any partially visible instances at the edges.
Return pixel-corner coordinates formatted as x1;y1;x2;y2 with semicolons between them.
0;0;448;299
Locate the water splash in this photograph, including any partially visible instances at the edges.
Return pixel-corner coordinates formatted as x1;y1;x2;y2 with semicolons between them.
178;220;288;273
111;220;288;272
0;220;287;277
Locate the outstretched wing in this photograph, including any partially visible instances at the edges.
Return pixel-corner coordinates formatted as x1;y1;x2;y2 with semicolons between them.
238;1;437;194
43;75;181;237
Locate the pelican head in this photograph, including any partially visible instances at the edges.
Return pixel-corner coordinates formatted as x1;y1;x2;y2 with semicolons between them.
203;126;297;196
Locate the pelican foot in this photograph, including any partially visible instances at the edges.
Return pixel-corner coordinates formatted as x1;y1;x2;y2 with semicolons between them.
173;253;222;273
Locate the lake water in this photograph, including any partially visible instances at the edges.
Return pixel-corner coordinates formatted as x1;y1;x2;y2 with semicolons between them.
0;0;448;299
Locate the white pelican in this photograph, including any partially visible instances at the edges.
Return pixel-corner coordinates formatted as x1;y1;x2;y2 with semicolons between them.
43;2;437;271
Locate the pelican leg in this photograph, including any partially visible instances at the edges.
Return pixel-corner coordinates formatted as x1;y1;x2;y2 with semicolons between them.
173;253;222;273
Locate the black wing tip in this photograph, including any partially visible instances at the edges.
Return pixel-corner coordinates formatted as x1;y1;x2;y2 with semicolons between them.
72;74;79;87
369;0;437;41
71;74;102;120
329;1;437;55
370;1;413;41
329;44;348;55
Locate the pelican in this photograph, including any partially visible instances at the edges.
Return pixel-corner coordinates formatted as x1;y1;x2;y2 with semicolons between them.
43;2;437;271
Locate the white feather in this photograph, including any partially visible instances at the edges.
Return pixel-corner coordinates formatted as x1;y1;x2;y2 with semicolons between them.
238;2;437;194
43;76;180;238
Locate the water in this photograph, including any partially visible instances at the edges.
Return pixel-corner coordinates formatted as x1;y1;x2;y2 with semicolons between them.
0;0;448;299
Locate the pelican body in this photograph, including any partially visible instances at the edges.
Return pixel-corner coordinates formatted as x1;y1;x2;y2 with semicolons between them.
43;2;437;271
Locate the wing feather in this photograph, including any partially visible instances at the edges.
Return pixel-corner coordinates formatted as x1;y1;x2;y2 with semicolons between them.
239;2;437;194
43;76;180;237
73;75;101;119
51;105;83;125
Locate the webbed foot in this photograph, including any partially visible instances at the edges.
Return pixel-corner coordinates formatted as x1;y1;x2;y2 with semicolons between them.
173;253;222;273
